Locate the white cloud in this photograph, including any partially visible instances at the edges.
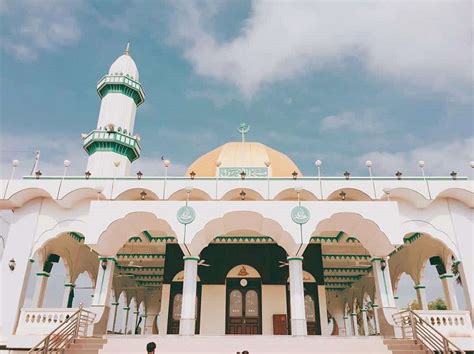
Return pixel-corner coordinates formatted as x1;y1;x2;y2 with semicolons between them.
320;110;384;133
361;136;474;176
171;1;471;98
1;0;82;61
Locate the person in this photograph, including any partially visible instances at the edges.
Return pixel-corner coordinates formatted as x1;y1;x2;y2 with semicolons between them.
146;341;156;354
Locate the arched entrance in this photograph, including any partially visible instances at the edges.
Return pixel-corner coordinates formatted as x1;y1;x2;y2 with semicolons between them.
225;265;262;335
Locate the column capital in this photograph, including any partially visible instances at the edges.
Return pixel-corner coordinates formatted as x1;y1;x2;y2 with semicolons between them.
439;273;454;279
98;256;118;264
370;257;383;262
36;271;50;277
111;302;119;306
351;312;357;316
183;256;200;262
287;256;304;261
123;306;130;310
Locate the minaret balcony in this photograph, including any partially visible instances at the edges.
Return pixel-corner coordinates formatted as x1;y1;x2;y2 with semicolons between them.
96;74;145;106
83;130;141;162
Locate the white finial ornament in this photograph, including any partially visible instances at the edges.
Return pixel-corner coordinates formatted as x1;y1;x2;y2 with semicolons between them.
418;160;425;168
315;160;322;167
470;161;474;168
125;42;130;55
238;123;250;143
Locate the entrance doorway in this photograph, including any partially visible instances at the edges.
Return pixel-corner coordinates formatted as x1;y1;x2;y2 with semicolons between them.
167;280;202;334
226;278;262;334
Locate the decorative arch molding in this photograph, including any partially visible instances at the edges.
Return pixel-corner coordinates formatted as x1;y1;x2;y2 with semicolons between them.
115;188;159;201
58;187;106;208
221;188;265;201
274;188;318;201
314;212;394;256
189;210;296;255
168;188;212;201
436;188;473;208
327;188;372;201
95;212;177;256
383;188;429;208
4;187;53;208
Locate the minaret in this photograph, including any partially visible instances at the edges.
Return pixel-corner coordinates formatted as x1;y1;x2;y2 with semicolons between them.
83;43;145;176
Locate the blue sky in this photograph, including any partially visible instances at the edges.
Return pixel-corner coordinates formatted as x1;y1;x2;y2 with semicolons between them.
1;0;472;177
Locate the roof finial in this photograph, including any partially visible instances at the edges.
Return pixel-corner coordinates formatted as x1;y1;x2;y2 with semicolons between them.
238;122;250;143
125;42;130;55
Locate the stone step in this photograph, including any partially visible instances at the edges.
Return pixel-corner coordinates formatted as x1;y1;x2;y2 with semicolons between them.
386;344;424;350
383;339;418;345
74;337;107;344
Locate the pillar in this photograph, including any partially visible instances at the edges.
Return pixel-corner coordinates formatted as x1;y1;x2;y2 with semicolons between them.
414;284;428;310
372;304;381;335
371;257;399;336
179;256;199;335
142;314;147;335
62;283;75;308
133;310;140;335
91;257;116;335
344;316;352;336
361;308;369;336
287;256;307;336
440;273;459;310
111;302;119;333
32;271;50;308
123;306;130;335
351;313;358;336
318;285;330;335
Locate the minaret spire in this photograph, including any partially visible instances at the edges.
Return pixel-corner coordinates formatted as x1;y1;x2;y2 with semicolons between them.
125;42;130;55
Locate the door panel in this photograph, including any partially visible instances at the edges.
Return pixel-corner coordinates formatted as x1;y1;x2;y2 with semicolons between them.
226;279;262;335
167;282;202;334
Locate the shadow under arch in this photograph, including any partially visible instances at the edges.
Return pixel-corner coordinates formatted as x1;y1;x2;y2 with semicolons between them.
221;188;264;201
168;188;212;201
313;212;393;256
95;211;177;256
274;188;318;201
189;210;296;255
327;188;372;201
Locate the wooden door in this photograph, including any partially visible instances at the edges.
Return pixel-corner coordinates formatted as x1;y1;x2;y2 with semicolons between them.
226;279;262;334
305;294;317;335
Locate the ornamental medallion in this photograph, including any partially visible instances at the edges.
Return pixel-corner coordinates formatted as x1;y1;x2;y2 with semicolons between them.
291;206;310;224
177;206;196;224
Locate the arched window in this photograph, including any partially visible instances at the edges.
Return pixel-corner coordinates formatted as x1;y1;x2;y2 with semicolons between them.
305;295;316;321
229;290;243;317
172;294;182;321
245;290;259;317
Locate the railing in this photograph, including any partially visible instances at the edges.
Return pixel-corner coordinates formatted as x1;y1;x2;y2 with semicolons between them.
28;305;95;353
17;308;78;335
393;309;464;353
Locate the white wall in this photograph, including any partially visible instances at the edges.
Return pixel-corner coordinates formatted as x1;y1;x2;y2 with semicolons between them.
261;285;287;335
200;285;226;335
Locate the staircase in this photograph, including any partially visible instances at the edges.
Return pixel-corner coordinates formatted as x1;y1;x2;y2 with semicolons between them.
65;337;107;354
383;339;425;354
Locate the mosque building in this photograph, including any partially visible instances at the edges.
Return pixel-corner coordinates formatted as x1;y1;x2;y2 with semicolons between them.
0;46;473;353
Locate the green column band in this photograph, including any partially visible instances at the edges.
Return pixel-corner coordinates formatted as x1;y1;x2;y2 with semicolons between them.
64;283;76;288
287;256;304;261
36;271;50;277
439;273;454;279
414;284;426;289
183;256;200;261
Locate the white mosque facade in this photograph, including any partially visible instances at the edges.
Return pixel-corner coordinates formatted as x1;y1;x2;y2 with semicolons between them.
0;47;473;352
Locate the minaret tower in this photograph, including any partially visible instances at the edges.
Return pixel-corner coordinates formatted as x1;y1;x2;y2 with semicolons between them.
83;43;145;176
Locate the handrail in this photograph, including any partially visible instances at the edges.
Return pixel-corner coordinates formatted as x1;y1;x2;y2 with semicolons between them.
392;309;464;353
28;305;96;353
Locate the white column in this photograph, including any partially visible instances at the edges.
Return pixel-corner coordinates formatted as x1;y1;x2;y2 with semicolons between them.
92;258;116;306
440;273;459;310
371;257;399;336
351;313;359;336
111;302;119;333
123;306;130;335
142;314;147;335
133;310;140;335
179;256;199;335
344;316;352;336
361;308;369;336
318;285;330;336
61;283;75;308
288;256;307;336
414;284;428;310
372;304;381;335
32;271;50;308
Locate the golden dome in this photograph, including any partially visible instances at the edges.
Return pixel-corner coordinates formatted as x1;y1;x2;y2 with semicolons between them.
186;142;302;177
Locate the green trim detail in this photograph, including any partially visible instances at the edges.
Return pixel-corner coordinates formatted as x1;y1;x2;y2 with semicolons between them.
136;280;163;286
133;274;164;280
323;254;370;260
183;256;200;261
29;259;35;263
287;256;304;261
36;271;50;277
123;307;130;310
403;232;422;244
324;281;353;287
361;308;368;312
440;273;454;279
324;266;372;273
370;257;383;262
117;265;164;272
83;130;141;162
213;235;274;243
414;284;426;289
324;275;362;281
112;302;119;306
346;237;360;243
64;283;76;288
68;232;85;243
350;313;357;316
96;75;145;106
310;231;345;243
116;253;165;259
372;304;378;308
326;288;344;292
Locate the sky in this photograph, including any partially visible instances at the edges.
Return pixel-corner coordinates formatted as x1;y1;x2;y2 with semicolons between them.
0;0;472;178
